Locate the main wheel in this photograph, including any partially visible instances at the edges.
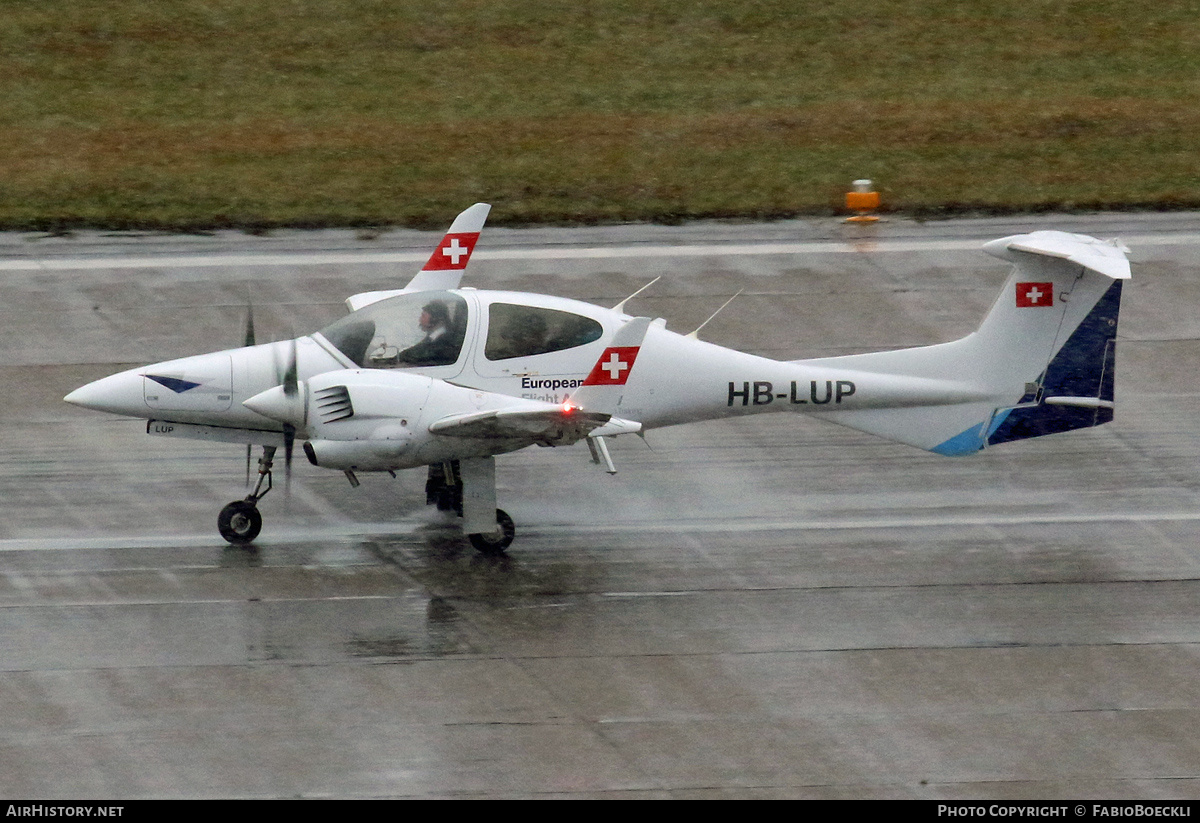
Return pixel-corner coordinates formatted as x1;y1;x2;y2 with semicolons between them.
218;500;262;545
468;509;515;556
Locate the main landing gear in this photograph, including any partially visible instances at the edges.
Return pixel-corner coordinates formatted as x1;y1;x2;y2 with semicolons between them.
215;449;516;554
426;458;516;556
468;509;515;556
218;446;275;546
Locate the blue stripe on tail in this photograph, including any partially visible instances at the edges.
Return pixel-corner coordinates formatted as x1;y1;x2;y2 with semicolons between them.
931;408;1016;456
988;279;1121;446
931;279;1122;454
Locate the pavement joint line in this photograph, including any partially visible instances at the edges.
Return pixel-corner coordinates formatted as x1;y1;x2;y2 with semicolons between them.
1;231;1198;271
2;509;1197;552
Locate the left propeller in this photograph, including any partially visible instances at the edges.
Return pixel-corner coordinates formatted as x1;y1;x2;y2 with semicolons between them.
243;297;257;348
241;298;302;492
243;300;256;485
220;305;303;546
243;335;306;492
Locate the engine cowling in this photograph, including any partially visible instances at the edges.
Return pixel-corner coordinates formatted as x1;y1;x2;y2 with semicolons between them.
298;370;432;470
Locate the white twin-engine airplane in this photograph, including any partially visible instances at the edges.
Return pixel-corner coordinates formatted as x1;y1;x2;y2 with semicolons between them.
65;204;1132;554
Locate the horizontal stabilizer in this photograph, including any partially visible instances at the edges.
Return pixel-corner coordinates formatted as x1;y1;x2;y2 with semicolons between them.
983;231;1131;280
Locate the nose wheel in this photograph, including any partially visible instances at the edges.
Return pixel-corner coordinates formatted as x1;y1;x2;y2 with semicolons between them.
218;500;263;545
218;445;276;546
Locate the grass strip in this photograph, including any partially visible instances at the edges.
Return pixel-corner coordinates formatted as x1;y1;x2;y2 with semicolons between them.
1;0;1197;229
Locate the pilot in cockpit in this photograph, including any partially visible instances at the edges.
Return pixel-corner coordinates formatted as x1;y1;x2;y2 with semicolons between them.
397;301;458;366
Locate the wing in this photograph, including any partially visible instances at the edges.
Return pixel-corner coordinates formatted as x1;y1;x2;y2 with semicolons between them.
428;407;612;444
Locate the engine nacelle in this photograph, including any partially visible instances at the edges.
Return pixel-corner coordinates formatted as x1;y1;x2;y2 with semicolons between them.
252;367;583;473
304;428;414;471
296;370;432;470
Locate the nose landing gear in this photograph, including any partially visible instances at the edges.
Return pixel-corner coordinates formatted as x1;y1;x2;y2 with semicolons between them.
218;499;262;544
218;446;275;546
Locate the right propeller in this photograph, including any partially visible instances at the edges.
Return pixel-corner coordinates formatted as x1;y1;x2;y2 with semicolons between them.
243;299;257;486
280;337;299;491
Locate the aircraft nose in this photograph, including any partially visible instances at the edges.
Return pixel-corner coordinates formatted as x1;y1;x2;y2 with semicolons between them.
64;369;147;417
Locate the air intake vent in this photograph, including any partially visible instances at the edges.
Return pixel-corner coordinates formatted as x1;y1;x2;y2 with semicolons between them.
315;385;354;422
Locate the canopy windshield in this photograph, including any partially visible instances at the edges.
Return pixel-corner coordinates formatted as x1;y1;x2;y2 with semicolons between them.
318;291;468;368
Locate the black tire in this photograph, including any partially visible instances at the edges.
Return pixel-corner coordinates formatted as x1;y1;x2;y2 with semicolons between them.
468;509;515;556
218;500;262;545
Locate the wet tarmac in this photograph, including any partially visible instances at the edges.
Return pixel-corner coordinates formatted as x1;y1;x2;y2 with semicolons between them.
2;213;1200;798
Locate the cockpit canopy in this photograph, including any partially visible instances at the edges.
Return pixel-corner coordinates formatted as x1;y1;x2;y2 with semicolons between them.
316;290;606;370
318;291;468;368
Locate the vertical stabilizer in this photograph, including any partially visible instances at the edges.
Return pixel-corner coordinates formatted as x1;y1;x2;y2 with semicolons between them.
799;231;1130;454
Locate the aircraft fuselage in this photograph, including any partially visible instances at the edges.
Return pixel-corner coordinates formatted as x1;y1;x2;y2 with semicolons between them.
66;287;978;448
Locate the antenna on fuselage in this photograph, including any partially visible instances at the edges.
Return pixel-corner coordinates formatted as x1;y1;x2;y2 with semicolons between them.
612;276;660;314
686;289;743;340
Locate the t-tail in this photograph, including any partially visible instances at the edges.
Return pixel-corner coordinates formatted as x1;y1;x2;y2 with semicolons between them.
798;231;1131;455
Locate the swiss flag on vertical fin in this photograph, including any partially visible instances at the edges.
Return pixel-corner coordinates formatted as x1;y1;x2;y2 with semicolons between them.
582;346;640;386
422;232;480;271
1016;282;1054;308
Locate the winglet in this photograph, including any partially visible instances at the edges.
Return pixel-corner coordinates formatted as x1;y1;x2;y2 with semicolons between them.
408;202;491;288
346;203;491;310
566;317;652;424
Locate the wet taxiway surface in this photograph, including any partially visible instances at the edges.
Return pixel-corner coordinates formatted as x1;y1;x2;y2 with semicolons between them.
2;214;1200;797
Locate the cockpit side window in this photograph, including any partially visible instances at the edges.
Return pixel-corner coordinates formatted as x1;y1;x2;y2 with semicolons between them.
318;291;468;368
485;304;603;361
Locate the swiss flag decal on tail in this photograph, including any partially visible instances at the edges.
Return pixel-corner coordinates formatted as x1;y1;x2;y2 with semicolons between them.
423;232;480;271
1016;282;1054;307
583;346;640;386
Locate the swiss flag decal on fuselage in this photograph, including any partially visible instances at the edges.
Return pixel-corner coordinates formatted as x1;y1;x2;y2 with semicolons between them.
1016;282;1054;307
422;232;480;271
582;346;640;386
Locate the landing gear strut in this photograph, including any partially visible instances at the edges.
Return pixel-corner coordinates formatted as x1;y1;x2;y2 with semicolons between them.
426;460;463;512
426;458;517;555
218;446;275;545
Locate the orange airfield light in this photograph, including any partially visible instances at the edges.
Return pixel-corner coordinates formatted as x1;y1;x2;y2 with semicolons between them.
845;178;881;222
